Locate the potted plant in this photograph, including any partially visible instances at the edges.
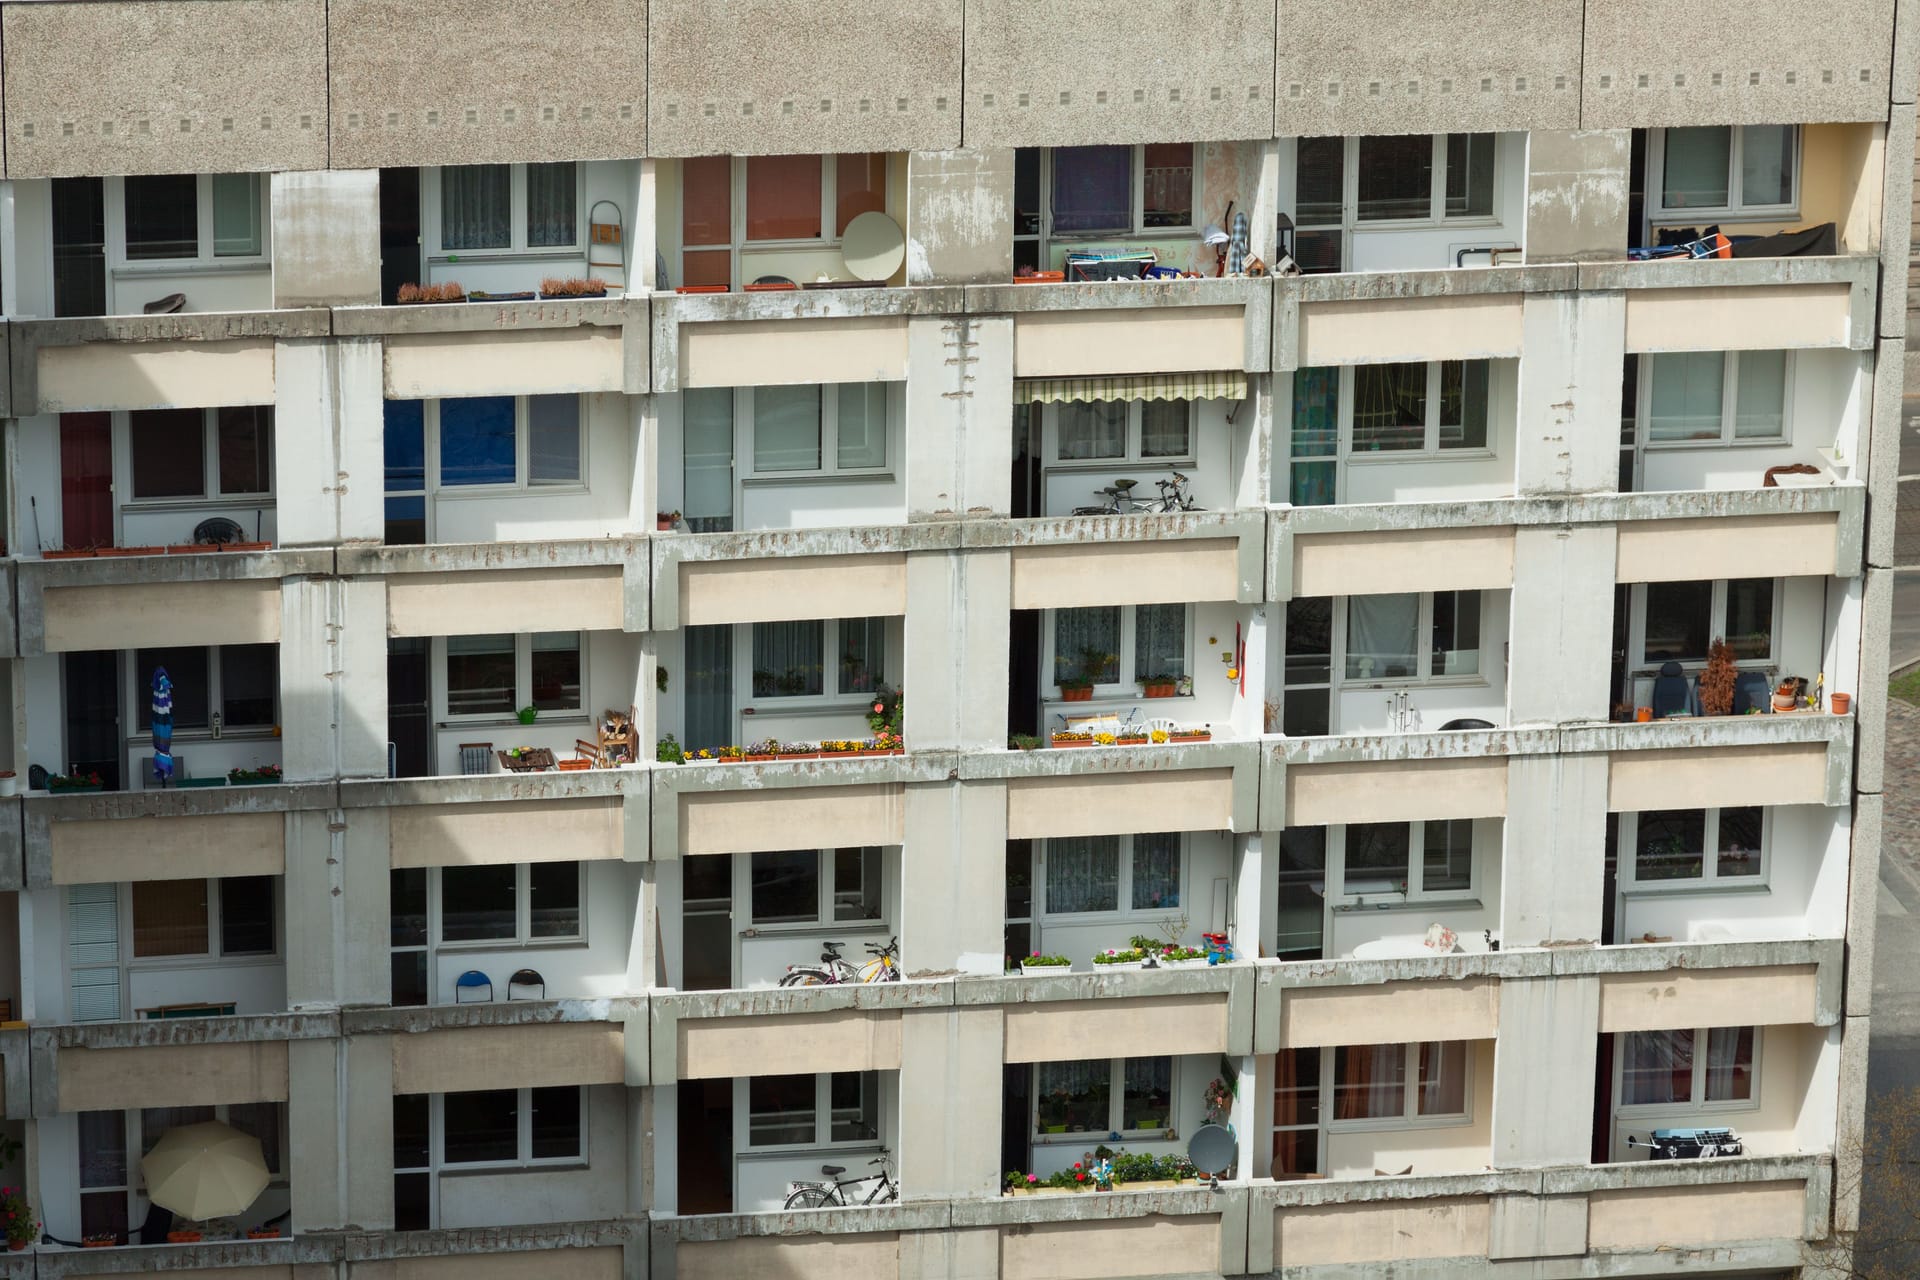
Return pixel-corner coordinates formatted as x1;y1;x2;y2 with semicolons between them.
82;1233;115;1248
656;734;686;764
744;738;780;762
1699;638;1737;717
1057;648;1115;702
246;1227;282;1240
1092;947;1147;971
656;511;680;532
1141;672;1179;699
0;772;15;798
1008;734;1042;752
1158;944;1211;969
227;764;282;785
397;282;466;304
167;1228;203;1243
1020;951;1071;976
866;687;903;738
539;276;609;300
47;770;104;793
780;741;821;761
716;745;744;763
1169;726;1212;743
1050;730;1092;748
1115;730;1148;746
0;1186;34;1251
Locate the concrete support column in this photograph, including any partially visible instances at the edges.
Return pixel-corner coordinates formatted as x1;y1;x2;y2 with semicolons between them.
1521;132;1630;264
632;160;659;293
1505;525;1617;726
904;315;1013;521
274;335;384;546
900;779;1007;977
904;548;1010;751
896;1004;1004;1199
1246;140;1282;268
289;1033;394;1231
270;170;380;309
1489;975;1600;1168
281;576;390;782
905;149;1014;286
1512;291;1625;497
1499;753;1608;948
286;806;391;1008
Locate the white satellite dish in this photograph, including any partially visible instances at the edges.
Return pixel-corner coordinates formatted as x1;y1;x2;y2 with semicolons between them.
842;211;906;282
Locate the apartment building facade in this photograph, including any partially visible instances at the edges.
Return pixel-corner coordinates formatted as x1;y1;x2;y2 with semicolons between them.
0;0;1906;1277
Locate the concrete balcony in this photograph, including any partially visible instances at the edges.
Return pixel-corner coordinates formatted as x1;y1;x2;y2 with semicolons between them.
1591;255;1879;355
653;753;942;857
338;541;647;637
1007;512;1264;610
27;1012;332;1117
1274;265;1570;372
334;296;648;398
341;772;643;869
22;782;333;890
345;1000;633;1096
6;311;326;417
970;742;1261;841
16;547;330;657
650;287;955;393
978;278;1272;380
1579;713;1854;812
1266;729;1541;828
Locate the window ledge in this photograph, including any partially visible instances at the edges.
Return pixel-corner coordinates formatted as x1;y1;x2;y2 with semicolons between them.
436;714;591;730
1618;881;1772;898
437;1159;590;1178
112;260;271;278
432;484;592;502
741;471;897;488
433;936;590;953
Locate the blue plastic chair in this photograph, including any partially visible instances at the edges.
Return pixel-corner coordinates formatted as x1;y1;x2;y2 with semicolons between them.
453;970;493;1003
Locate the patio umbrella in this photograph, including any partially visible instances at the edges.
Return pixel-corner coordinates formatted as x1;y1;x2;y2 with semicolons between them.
141;1121;269;1221
150;666;173;785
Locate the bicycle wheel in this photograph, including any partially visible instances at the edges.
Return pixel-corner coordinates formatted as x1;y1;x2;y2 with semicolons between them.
784;1185;839;1210
779;968;836;987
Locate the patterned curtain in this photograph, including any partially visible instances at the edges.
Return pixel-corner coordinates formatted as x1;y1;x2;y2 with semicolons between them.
1290;367;1339;506
1130;833;1181;910
1046;836;1119;913
526;162;577;247
1054;608;1120;685
1058;401;1126;459
1133;604;1186;681
441;165;510;250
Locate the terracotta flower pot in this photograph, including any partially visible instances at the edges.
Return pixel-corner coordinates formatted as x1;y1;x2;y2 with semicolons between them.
1831;693;1852;714
1060;686;1093;702
1634;707;1653;723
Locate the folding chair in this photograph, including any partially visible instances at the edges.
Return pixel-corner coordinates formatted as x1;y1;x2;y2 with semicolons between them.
507;968;546;1001
453;970;493;1003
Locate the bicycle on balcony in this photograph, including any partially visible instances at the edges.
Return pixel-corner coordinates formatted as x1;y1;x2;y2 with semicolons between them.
784;1151;900;1209
1070;472;1203;515
779;936;902;986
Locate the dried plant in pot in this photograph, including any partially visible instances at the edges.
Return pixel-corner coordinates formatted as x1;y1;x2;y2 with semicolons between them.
1699;638;1738;716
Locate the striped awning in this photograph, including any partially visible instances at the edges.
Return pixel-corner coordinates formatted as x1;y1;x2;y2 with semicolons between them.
1016;371;1248;404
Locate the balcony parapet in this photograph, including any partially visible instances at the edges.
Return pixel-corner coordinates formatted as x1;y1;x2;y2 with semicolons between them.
340;538;646;636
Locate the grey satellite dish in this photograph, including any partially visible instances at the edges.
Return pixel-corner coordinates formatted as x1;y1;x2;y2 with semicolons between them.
842;211;906;282
1187;1123;1236;1185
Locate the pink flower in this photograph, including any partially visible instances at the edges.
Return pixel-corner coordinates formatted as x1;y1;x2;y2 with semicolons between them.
873;703;885;715
1026;1173;1038;1184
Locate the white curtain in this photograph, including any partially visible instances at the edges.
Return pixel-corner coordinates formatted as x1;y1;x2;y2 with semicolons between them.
526;162;577;247
683;388;734;532
1058;401;1126;459
1732;351;1786;439
1130;834;1181;910
1703;1027;1753;1101
1046;836;1119;913
1133;604;1186;681
1054;607;1120;685
1416;1041;1466;1115
1139;400;1190;457
442;165;511;250
1345;594;1418;680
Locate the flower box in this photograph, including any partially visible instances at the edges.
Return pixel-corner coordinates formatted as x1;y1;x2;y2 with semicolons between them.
246;1228;281;1240
1014;270;1066;284
556;758;593;771
1169;731;1211;743
96;545;164;557
1050;735;1092;748
176;777;228;789
1141;680;1178;698
81;1235;115;1248
1059;686;1094;702
47;781;103;793
166;1230;202;1244
467;290;537;303
1093;960;1143;971
780;751;820;761
1021;962;1072;976
1157;956;1213;969
1114;736;1148;747
214;541;272;552
675;285;729;294
743;753;776;762
43;549;96;559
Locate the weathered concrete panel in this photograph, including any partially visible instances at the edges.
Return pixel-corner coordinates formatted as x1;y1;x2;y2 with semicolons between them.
37;340;276;414
59;1041;289;1112
327;0;648;168
1285;758;1508;828
962;0;1274;148
1276;1197;1489;1267
1587;1181;1807;1248
1596;964;1819;1032
272;170;382;309
680;784;907;856
1581;0;1894;128
385;330;626;400
391;1024;624;1094
907;150;1015;286
1615;513;1840;582
354;1248;624;1280
389;798;624;869
1297;294;1526;367
51;812;286;885
680;318;910;389
1273;0;1581;135
679;554;908;626
1010;540;1240;610
1013;308;1247;379
1624;284;1855;352
1524;131;1633;264
1000;1216;1221;1280
386;568;626;638
1293;527;1514;600
1003;995;1228;1063
42;579;281;654
678;1009;903;1080
648;0;961;156
677;1234;897;1280
1;0;327;178
1281;979;1500;1048
1607;742;1831;811
1006;770;1235;840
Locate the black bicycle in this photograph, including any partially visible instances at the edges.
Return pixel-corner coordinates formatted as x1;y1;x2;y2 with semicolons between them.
783;1151;899;1208
1071;472;1203;515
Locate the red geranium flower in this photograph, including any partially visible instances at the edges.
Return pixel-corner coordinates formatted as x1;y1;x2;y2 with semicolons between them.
1076;1172;1086;1182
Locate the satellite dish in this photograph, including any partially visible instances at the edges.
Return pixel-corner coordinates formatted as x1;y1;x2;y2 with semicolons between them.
1187;1123;1236;1179
842;211;906;282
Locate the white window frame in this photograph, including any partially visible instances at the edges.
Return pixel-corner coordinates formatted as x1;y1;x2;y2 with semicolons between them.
745;847;886;930
434;1086;588;1169
739;616;892;709
1647;126;1802;223
736;1071;885;1152
127;642;281;738
743;384;895;480
1618;807;1771;891
1323;1042;1474;1132
1016;145;1204;262
1287;363;1499;501
1336;590;1487;688
1322;820;1483;907
1044;604;1194;697
105;173;271;269
1613;1026;1762;1118
124;875;282;965
1042;399;1198;468
434;631;586;724
1292;134;1501;254
1628;578;1782;670
424;162;586;257
1636;350;1793;448
117;406;275;507
1030;1056;1178;1144
426;394;588;496
432;861;587;949
1035;834;1188;921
